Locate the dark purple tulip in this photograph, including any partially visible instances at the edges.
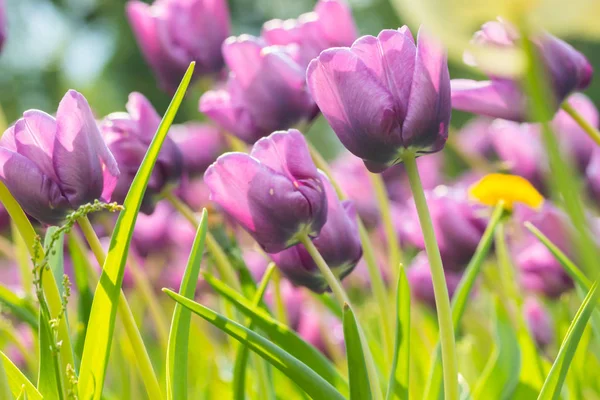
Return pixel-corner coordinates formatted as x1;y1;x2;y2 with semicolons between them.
0;90;119;225
524;297;553;349
307;26;451;173
399;186;487;268
126;0;230;93
204;129;327;253
170;123;226;177
452;20;592;122
270;174;362;293
100;92;183;214
200;35;316;144
407;252;463;309
262;0;357;67
0;0;6;52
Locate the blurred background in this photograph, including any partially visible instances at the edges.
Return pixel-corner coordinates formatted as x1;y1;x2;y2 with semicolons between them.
1;0;600;160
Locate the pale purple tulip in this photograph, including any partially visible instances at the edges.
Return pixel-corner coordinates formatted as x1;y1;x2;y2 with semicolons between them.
204;129;327;253
170;123;226;177
452;20;592;122
270;174;362;293
262;0;357;67
307;26;451;173
455;117;495;158
0;90;119;225
132;202;175;256
100;92;183;214
524;297;554;348
407;252;463;309
126;0;230;93
297;307;344;357
200;35;316;144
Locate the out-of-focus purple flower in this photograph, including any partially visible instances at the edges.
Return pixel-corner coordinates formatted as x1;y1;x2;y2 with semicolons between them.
100;92;183;214
587;148;600;202
407;252;463;309
524;297;554;349
455;117;495;158
6;325;33;370
204;129;327;253
331;153;379;228
399;186;487;268
132;202;175;256
382;152;444;202
0;0;6;52
452;20;592;122
307;26;451;173
270;174;362;293
0;90;119;225
126;0;230;93
297;307;344;357
170;123;226;177
262;0;357;67
200;35;316;144
174;176;211;210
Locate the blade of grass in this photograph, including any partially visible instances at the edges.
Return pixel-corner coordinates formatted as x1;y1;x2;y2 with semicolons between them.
0;284;37;329
386;264;410;400
166;209;208;400
1;351;42;400
344;304;372;400
163;289;346;400
78;62;195;400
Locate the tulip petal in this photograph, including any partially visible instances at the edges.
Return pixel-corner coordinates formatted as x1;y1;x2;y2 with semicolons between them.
451;78;526;121
402;28;450;152
126;92;162;140
0;125;17;152
222;36;265;88
315;0;358;48
13;111;59;182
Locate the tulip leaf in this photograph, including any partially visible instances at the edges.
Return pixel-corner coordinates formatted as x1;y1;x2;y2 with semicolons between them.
1;351;42;400
202;272;348;394
166;208;208;400
163;289;346;400
386;264;410;400
44;227;65;296
424;202;505;400
78;62;195;400
0;284;37;329
538;282;599;400
343;304;372;400
472;297;521;400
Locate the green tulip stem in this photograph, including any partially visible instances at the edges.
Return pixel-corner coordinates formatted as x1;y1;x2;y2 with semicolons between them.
369;172;402;272
562;101;600;147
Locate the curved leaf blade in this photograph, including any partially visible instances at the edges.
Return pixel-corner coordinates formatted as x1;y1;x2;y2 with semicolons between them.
386;264;410;400
344;304;372;400
1;351;42;400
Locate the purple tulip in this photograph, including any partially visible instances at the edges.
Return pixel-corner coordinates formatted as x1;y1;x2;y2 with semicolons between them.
523;297;554;349
270;174;362;293
0;0;6;52
407;252;463;309
455;117;495;158
586;148;600;202
126;0;230;93
200;35;317;144
452;20;592;122
0;90;119;225
399;186;487;268
170;123;226;177
132;202;175;257
262;0;357;67
297;307;344;357
100;92;183;214
307;26;451;173
204;129;327;253
174;176;212;210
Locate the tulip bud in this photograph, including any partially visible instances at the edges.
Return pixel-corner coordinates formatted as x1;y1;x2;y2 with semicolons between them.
200;35;317;144
170;123;226;177
262;0;357;67
523;297;554;349
0;90;119;225
100;92;183;214
407;253;463;309
307;26;451;173
270;174;362;293
452;19;592;122
126;0;230;93
204;129;327;253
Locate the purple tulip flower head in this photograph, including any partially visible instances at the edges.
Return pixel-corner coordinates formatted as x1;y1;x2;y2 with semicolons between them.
100;92;183;214
0;90;119;225
523;297;554;349
126;0;230;93
170;123;226;177
200;35;317;144
132;201;175;257
452;19;593;122
262;0;357;67
307;26;451;173
270;173;362;293
204;129;327;253
407;252;463;309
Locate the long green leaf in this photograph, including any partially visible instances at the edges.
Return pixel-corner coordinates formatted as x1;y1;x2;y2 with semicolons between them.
37;307;61;398
344;304;372;400
1;352;42;400
0;284;37;329
424;202;505;400
166;208;208;400
163;289;346;400
386;264;410;400
78;62;195;400
44;227;65;295
538;282;599;400
202;272;348;393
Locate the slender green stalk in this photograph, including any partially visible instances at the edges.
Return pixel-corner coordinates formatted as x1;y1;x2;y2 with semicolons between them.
369;172;401;271
77;217;162;400
300;235;383;400
562;101;600;147
272;268;289;325
163;191;242;292
402;152;458;400
11;220;32;295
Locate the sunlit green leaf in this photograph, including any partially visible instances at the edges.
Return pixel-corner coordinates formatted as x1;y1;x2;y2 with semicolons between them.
343;304;372;400
386;264;410;400
1;351;41;400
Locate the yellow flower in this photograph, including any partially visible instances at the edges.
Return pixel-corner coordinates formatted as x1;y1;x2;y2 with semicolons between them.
469;173;544;210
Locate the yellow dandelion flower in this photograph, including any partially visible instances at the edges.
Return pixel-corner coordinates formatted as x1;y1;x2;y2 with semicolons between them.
469;173;544;210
